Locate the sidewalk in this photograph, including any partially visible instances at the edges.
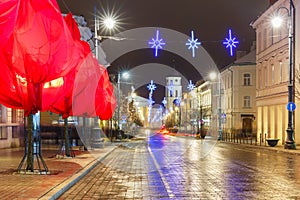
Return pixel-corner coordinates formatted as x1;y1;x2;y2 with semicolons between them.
0;143;118;200
223;140;300;155
167;130;300;155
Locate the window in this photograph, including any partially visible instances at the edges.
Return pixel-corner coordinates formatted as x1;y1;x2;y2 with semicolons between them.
279;62;283;83
271;65;275;84
263;28;267;50
0;105;2;123
169;80;173;97
243;73;251;86
258;32;262;52
244;96;251;108
265;67;268;87
0;127;7;140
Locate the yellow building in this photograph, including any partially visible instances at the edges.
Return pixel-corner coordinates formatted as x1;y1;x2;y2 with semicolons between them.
251;0;300;145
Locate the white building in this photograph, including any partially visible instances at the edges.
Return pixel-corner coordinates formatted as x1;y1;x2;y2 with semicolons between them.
221;49;257;137
251;0;300;145
165;77;182;109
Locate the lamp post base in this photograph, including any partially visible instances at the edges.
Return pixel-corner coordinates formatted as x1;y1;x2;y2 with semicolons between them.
284;128;296;149
284;142;296;149
218;130;223;141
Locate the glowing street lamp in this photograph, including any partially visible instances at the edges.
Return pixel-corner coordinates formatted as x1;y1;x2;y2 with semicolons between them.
272;0;296;149
103;17;116;30
94;7;119;62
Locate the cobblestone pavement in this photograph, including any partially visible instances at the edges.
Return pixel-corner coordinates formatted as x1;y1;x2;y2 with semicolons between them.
58;132;300;200
0;144;117;199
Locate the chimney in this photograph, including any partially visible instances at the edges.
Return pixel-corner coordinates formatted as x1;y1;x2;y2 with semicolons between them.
269;0;278;5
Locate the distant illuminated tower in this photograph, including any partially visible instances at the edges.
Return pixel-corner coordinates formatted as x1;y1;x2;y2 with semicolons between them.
166;77;182;108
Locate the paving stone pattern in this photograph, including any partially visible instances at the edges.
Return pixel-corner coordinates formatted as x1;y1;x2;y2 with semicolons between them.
59;135;300;199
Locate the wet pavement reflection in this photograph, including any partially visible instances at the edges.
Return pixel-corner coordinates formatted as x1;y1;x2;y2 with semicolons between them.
59;130;300;199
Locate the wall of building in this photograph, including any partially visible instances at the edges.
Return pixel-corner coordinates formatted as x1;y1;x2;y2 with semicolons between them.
252;0;300;145
0;106;24;149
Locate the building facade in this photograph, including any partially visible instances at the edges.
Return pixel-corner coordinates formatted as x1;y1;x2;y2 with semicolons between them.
165;77;182;109
0;105;24;148
180;81;212;134
251;0;300;144
221;49;257;137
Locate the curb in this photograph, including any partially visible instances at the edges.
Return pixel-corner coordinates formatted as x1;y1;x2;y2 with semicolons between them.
220;141;300;155
39;146;118;200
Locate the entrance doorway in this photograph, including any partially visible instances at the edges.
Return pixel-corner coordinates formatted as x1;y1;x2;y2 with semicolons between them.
242;118;252;137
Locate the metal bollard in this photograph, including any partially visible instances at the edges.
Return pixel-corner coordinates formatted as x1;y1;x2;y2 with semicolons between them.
265;133;267;146
260;133;262;146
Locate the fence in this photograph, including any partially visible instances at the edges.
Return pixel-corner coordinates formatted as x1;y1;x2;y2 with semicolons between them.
222;132;269;146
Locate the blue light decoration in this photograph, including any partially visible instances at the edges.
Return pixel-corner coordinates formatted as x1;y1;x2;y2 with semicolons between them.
187;80;195;91
173;98;181;106
186;31;201;57
147;80;157;123
167;81;174;97
147;80;157;92
148;30;166;57
223;29;239;57
147;98;155;106
162;97;167;107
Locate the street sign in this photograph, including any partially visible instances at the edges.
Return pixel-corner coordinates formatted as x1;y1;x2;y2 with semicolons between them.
287;102;296;111
222;113;226;118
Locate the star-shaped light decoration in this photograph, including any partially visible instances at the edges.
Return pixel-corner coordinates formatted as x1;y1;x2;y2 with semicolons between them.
186;31;201;57
162;97;167;107
148;98;155;105
223;29;239;57
148;30;166;57
187;80;195;91
147;80;157;92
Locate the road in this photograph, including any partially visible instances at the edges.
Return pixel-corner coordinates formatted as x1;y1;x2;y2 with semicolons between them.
58;129;300;199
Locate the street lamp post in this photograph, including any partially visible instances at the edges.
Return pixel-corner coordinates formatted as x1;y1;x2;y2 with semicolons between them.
218;75;222;140
117;72;121;132
272;0;296;149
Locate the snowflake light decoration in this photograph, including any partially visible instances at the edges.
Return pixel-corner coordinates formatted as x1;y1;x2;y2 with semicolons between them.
148;30;166;57
187;80;195;91
147;80;157;123
186;31;201;57
223;29;239;57
147;80;157;92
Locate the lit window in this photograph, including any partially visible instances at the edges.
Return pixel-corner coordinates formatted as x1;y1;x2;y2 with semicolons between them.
244;96;251;108
244;74;251;86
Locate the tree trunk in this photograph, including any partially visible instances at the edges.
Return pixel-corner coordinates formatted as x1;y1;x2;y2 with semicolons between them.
64;118;70;157
26;115;34;171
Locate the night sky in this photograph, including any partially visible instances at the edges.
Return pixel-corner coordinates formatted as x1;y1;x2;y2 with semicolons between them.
58;0;270;67
57;0;270;100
